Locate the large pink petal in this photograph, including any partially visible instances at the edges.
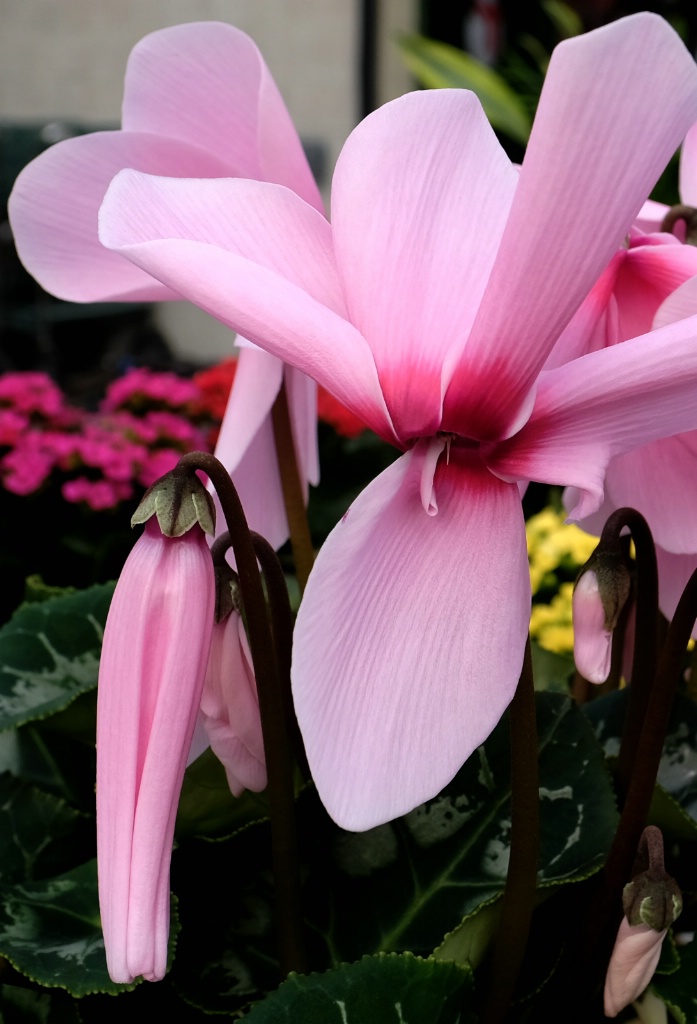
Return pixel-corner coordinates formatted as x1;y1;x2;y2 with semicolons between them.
292;445;530;831
330;89;517;439
613;241;697;341
603;435;697;554
100;171;396;441
122;22;322;211
679;121;697;206
229;416;292;550
446;13;697;440
655;545;697;632
485;315;697;520
213;347;283;477
285;366;320;488
635;199;670;234
8;132;231;302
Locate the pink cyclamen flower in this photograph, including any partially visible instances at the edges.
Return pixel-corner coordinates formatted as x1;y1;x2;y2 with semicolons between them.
94;14;697;830
8;21;320;549
97;520;214;983
560;128;697;631
603;918;667;1018
201;610;266;796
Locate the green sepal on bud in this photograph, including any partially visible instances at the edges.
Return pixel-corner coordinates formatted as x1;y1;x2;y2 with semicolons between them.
215;560;242;624
132;466;216;538
622;873;682;932
622;827;682;932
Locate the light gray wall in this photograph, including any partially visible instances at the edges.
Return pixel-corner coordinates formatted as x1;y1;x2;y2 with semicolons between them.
2;0;417;361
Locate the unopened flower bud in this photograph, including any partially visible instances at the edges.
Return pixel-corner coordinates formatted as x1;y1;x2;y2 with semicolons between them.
603;918;667;1018
572;550;630;684
201;608;267;796
132;463;215;537
604;827;681;1017
97;519;215;983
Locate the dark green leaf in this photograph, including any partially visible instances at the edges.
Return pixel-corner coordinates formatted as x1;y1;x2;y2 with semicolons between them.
0;722;95;809
22;577;76;605
176;748;269;841
0;985;82;1023
585;689;697;814
0;774;88;885
172;694;617;1013
0;583;114;730
0;860;178;996
315;693;617;961
653;935;697;1022
240;953;473;1024
530;641;574;694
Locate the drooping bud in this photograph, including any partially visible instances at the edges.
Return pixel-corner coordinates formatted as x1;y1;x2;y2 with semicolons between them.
604;827;681;1017
97;518;215;983
572;548;630;684
132;462;215;537
201;607;267;797
623;872;683;931
603;918;668;1018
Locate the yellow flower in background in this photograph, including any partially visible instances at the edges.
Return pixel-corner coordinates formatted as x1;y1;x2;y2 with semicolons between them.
527;509;598;654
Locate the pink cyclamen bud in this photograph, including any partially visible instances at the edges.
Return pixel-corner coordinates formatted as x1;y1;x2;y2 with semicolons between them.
573;570;613;683
96;520;215;984
603;917;667;1018
201;610;267;796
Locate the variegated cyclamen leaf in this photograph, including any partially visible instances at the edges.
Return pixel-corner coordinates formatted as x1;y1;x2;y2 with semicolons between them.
0;860;179;997
0;860;131;996
0;773;88;885
240;953;473;1024
172;693;617;1014
585;688;697;816
0;984;82;1023
315;692;617;961
0;583;114;730
653;935;697;1022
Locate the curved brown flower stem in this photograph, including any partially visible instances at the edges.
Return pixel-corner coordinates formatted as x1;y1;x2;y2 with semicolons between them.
178;452;306;977
575;567;697;1005
660;203;697;244
251;531;309;779
600;510;658;802
571;670;591;704
479;639;539;1024
271;382;315;593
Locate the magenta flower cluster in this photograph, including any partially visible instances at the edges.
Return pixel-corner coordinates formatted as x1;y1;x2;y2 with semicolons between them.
0;368;210;510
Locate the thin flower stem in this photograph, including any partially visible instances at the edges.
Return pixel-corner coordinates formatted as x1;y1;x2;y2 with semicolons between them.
251;531;309;779
178;452;306;977
271;381;315;592
601;509;658;802
480;638;539;1024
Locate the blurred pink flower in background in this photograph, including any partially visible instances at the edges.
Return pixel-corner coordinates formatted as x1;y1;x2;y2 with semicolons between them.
8;22;321;549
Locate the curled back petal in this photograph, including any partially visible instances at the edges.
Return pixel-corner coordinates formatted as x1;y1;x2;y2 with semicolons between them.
485;314;697;520
447;12;697;441
122;21;322;210
8;132;231;302
99;171;397;442
330;89;517;440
